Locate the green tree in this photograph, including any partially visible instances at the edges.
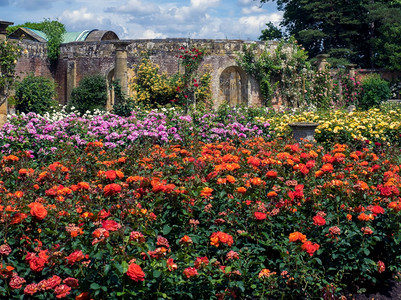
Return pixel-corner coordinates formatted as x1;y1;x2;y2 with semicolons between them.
41;19;66;64
7;19;65;64
366;1;401;70
259;22;283;41
260;0;401;70
6;22;46;35
260;0;371;67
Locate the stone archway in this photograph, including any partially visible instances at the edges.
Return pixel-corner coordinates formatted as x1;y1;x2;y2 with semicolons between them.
219;66;248;106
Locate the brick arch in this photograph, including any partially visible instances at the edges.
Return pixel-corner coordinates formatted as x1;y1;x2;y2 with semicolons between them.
217;65;248;107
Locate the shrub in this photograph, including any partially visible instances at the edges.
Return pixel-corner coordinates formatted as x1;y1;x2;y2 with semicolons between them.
130;56;178;107
68;74;107;115
15;73;58;114
359;74;391;110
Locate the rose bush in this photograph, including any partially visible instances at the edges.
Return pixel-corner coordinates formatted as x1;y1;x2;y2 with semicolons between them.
0;108;401;299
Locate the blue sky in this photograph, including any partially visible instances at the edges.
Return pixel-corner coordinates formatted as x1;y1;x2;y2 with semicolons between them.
0;0;282;40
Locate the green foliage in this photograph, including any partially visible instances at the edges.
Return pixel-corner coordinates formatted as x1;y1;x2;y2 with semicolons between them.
6;22;46;35
259;21;283;41
130;47;211;111
41;19;66;63
15;73;58;114
8;19;66;64
339;71;363;106
0;39;22;106
359;74;391;110
130;54;178;107
259;0;401;69
238;37;315;107
367;2;401;70
69;74;108;114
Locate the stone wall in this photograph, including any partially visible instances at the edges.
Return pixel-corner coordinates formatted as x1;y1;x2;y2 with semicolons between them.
15;39;272;108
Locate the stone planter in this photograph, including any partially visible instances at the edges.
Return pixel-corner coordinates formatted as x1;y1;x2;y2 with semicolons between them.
288;122;319;142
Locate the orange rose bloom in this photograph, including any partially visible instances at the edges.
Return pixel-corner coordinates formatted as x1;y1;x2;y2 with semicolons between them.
289;231;307;243
357;213;374;222
126;263;145;282
103;183;122;196
200;187;213;197
236;187;247;194
28;202;47;220
210;231;234;247
258;268;276;278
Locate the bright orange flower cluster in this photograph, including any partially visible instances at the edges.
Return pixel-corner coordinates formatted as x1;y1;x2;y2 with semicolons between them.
210;231;234;247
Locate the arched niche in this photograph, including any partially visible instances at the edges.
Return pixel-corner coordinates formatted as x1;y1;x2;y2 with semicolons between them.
219;66;248;106
106;68;115;110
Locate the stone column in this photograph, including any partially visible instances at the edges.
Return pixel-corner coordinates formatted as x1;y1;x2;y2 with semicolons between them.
64;54;76;105
0;20;14;127
316;54;330;71
346;64;357;78
114;41;130;105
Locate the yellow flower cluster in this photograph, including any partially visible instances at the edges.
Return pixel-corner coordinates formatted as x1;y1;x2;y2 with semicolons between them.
129;58;176;103
257;107;401;143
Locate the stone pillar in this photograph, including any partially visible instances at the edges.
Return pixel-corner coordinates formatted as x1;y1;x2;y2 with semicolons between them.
114;41;130;105
0;20;14;127
316;54;330;71
346;64;357;78
65;54;76;105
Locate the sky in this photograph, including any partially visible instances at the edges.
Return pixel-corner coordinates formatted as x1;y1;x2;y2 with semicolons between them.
0;0;282;40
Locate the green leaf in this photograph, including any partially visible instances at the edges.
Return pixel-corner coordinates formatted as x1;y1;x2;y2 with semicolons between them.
90;283;100;290
122;261;129;273
153;269;162;278
162;224;172;235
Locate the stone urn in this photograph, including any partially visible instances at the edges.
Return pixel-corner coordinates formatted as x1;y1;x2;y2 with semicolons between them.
288;122;319;142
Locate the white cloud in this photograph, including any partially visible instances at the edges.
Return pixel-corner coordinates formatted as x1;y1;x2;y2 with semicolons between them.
241;5;265;14
60;7;101;24
219;12;282;40
141;29;166;39
105;0;160;16
191;0;220;8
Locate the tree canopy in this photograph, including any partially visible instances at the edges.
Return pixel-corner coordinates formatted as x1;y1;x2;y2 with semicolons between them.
259;0;401;70
7;19;65;64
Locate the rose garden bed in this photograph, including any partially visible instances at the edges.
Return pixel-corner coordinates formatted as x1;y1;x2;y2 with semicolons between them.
0;108;401;299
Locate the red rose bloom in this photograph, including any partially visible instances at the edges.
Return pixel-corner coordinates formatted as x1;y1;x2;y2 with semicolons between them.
183;267;198;278
9;275;26;289
0;244;12;256
126;263;145;282
45;275;62;289
301;241;320;256
24;283;39;296
103;183;122;196
194;256;209;269
254;211;267;220
65;250;85;265
54;284;71;298
29;256;46;272
101;220;121;231
63;277;79;288
105;170;117;181
313;215;326;226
